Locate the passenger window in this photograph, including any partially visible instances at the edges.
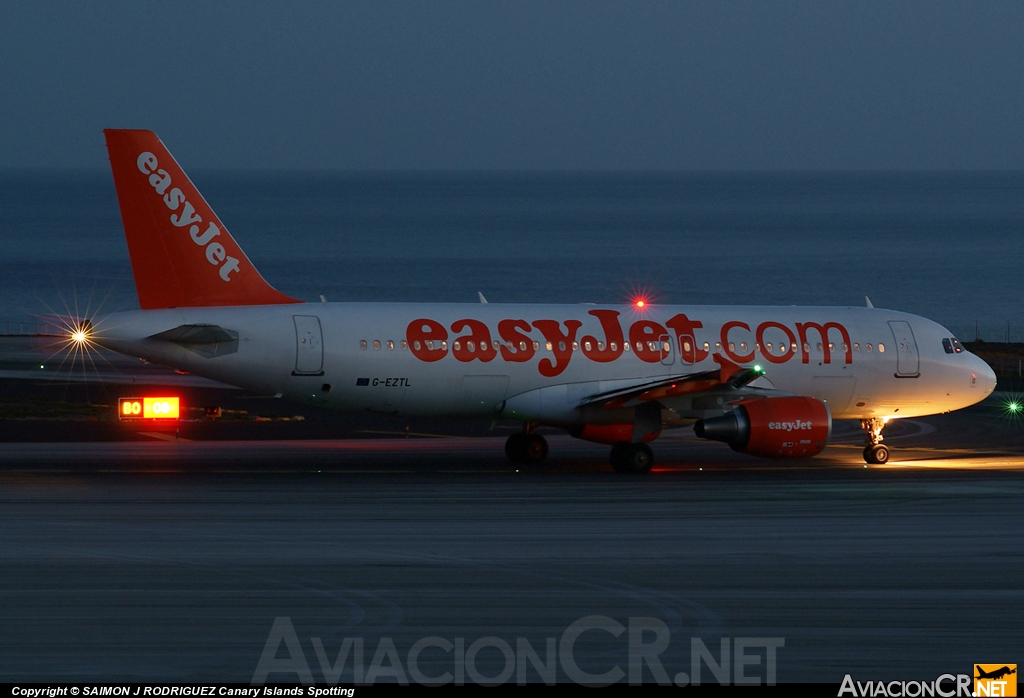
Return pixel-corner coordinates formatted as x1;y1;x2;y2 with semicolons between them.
454;341;462;351
467;341;476;352
360;340;367;350
400;340;408;350
729;342;735;352
572;341;579;351
373;340;381;350
520;341;528;351
387;340;394;350
704;342;710;352
854;343;860;351
878;343;885;353
740;342;747;352
623;341;631;352
598;341;605;351
441;340;448;351
867;343;873;352
533;341;540;351
413;340;422;351
584;341;592;351
803;343;810;353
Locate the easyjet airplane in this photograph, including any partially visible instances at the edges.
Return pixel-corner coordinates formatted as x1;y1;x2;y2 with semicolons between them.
80;129;996;472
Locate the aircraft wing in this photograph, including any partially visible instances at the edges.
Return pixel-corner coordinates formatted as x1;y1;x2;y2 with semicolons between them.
578;354;778;412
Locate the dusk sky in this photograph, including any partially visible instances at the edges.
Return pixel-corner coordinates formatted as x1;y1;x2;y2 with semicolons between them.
1;2;1022;170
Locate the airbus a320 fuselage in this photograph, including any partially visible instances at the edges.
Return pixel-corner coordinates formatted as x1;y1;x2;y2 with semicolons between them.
84;130;996;472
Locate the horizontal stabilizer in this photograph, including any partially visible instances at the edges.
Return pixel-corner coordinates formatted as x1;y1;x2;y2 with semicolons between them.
149;324;239;358
149;324;237;344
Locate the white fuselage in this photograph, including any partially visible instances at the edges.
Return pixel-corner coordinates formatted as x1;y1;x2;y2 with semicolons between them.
94;302;996;426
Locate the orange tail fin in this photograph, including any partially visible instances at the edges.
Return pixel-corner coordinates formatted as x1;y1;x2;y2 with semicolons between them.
104;129;301;309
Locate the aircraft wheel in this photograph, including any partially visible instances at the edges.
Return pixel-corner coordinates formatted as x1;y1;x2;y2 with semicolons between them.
610;443;631;473
508;433;548;465
521;434;549;465
505;433;526;463
611;443;654;474
863;444;889;465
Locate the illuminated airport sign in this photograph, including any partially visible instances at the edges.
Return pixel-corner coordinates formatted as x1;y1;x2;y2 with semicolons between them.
118;397;180;420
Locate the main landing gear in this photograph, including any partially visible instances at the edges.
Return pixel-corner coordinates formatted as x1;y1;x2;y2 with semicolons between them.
505;425;549;465
610;442;654;474
861;418;889;465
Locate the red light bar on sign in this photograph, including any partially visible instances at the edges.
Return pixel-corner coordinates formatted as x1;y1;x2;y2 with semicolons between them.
119;397;180;420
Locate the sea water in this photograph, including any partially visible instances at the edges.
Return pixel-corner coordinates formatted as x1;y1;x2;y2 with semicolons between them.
1;170;1022;341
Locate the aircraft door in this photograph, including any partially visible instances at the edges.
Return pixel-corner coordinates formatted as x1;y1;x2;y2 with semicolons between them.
293;315;324;375
888;320;920;377
659;334;675;366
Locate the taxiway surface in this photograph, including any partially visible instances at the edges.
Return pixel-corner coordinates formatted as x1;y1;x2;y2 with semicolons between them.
1;426;1022;684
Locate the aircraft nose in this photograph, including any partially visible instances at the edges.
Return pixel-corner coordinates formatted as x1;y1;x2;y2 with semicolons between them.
971;355;997;396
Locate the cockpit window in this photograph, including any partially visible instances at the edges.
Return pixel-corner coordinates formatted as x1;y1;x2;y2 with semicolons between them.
942;338;954;354
951;338;964;353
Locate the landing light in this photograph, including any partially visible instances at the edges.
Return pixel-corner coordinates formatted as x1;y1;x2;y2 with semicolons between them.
71;330;86;343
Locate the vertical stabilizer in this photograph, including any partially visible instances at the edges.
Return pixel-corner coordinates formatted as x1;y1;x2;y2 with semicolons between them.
104;129;301;309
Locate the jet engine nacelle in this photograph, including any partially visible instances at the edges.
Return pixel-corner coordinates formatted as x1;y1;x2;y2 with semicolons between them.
694;396;831;458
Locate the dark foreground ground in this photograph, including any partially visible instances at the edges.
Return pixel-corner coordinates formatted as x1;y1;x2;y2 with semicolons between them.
0;338;1022;684
1;458;1021;685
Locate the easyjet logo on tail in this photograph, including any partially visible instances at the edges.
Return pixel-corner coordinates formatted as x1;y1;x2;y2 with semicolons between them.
136;152;241;282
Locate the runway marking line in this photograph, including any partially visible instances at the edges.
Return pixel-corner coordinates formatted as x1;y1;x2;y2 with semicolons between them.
355;429;476;439
138;432;190;442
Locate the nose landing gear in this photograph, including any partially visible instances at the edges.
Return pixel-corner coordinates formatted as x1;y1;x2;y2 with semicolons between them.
861;418;889;464
505;424;549;465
